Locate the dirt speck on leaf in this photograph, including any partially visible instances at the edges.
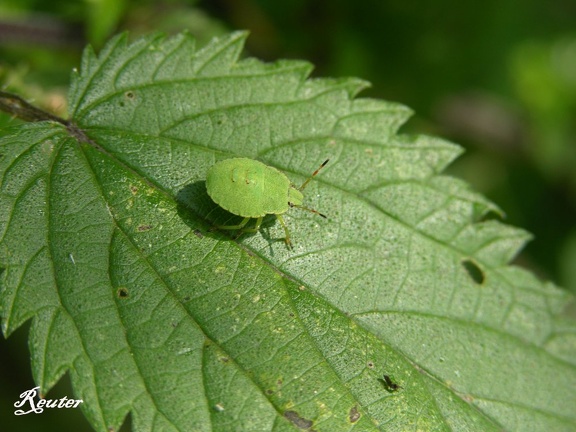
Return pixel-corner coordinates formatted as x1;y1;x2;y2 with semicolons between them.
349;405;361;423
284;410;314;430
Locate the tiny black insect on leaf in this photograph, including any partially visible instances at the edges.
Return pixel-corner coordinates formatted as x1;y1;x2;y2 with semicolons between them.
378;374;402;393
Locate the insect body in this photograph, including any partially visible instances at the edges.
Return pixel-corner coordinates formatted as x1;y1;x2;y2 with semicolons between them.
206;158;328;248
378;374;402;393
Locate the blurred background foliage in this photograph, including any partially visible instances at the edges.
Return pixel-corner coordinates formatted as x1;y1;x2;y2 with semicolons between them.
1;1;575;430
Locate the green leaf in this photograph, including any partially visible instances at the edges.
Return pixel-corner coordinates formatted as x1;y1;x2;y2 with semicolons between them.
85;0;128;47
2;31;576;431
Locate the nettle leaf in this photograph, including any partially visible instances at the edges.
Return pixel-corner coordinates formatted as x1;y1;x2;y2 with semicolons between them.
1;31;576;431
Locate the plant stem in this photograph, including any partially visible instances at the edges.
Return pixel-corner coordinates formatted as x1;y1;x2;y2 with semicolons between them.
0;91;68;125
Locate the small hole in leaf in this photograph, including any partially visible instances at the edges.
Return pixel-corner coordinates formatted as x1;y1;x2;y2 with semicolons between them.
462;259;485;284
117;287;129;298
125;90;135;99
478;209;503;222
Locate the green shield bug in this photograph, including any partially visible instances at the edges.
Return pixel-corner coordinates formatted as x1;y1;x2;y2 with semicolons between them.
206;158;329;248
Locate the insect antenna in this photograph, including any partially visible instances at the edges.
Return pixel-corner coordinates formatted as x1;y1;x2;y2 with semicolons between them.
298;159;329;191
290;203;327;218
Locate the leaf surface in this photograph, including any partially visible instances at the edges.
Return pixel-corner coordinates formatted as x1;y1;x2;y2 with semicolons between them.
1;31;575;431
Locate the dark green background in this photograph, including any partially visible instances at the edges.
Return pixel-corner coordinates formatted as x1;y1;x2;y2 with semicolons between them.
1;1;575;430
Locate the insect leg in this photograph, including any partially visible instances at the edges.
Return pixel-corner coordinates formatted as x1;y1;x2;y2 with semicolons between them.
275;214;293;248
241;217;264;233
213;217;251;231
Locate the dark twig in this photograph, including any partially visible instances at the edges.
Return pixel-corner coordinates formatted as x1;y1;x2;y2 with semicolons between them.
0;91;68;125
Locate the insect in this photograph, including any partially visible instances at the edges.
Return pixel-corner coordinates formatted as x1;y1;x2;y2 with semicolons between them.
378;374;402;393
206;158;329;248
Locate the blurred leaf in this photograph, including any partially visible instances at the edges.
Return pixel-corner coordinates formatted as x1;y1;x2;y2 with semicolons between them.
85;0;128;46
1;31;576;431
510;38;576;180
560;230;576;294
